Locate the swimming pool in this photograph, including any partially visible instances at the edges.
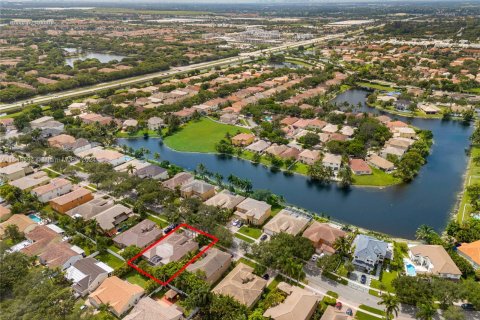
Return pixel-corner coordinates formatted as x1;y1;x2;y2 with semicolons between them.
28;214;41;223
405;263;416;276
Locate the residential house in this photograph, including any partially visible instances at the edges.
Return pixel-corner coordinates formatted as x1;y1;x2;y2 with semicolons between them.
204;190;246;210
263;282;319;320
265;144;289;157
263;209;309;236
66;197;114;220
31;178;72;202
0;154;16;168
418;103;441;114
380;146;405;159
368;155;395;172
322;124;338;134
349;159;372;175
232;133;255;146
0;162;33;181
302;222;347;255
394;99;412;111
135;164;169;180
0;204;11;221
352;234;392;272
114;159;150;173
21;225;84;270
10;171;50;190
320;305;354;320
298;149;321;165
385;137;415;151
234;198;271;225
47;134;76;149
30;116;64;133
66;257;113;297
94;204;132;235
322;153;342;171
50;187;94;214
409;245;462;279
278;147;301;160
180;180;215;200
245;140;271;153
147;117;165;131
212;262;267;308
77;147;129;167
219;113;239;125
162;172;194;190
123;119;138;130
142;232;198;266
113;219;162;249
89;276;144;317
124;297;183;320
457;241;480;270
70;138;92;154
0;214;37;238
187;247;232;284
393;127;416;139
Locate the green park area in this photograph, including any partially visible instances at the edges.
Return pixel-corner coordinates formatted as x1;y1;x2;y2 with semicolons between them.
457;146;480;223
357;82;396;92
163;118;250;153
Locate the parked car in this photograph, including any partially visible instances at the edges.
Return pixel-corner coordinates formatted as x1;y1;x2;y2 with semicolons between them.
260;234;268;241
311;254;319;262
461;304;476;311
231;219;239;226
335;302;343;310
360;275;367;284
346;308;353;316
262;273;270;280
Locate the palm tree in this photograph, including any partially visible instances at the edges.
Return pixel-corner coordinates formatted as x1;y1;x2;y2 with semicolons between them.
378;293;400;320
333;236;351;257
197;163;206;177
126;164;136;175
214;173;223;187
153;152;161;161
416;301;436;320
415;225;435;241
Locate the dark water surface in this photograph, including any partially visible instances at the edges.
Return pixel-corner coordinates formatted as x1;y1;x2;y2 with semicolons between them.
118;89;472;238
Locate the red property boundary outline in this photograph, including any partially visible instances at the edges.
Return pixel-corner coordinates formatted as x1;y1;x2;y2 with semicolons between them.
127;223;218;285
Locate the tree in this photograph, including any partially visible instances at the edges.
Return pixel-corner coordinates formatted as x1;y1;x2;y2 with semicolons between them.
338;166;353;188
378;293;400;320
416;301;436;320
4;224;24;243
308;160;333;183
121;245;142;261
333;236;351;257
415;225;435;241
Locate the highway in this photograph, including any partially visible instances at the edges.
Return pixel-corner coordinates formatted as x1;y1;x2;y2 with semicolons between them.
0;32;348;113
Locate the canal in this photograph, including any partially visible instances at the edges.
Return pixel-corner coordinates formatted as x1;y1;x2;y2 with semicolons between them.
118;89;473;238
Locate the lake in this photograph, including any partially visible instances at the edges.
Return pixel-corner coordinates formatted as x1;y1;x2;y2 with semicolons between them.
118;89;473;238
64;48;126;67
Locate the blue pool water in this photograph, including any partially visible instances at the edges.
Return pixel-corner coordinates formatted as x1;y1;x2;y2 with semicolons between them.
28;214;41;223
405;263;416;276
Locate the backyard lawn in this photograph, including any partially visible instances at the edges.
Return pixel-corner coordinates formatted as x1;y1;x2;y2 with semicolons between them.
163;118;250;153
147;215;169;228
96;252;124;269
238;225;263;239
370;270;398;292
124;271;149;288
353;167;401;187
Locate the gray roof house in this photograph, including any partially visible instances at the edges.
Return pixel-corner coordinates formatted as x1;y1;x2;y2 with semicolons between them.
135;164;168;180
66;197;114;220
65;257;113;297
352;234;392;272
113;219;163;249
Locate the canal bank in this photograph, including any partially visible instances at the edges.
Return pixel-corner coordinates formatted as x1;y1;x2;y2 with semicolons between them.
118;89;473;238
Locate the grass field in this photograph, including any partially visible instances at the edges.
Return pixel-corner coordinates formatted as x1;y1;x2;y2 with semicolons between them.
96;252;124;270
163;118;250;153
457;146;480;223
147;215;169;228
370;270;398;292
353;167;401;187
116;129;160;138
359;305;386;316
238;225;263;239
356;311;383;320
357;82;396;92
124;271;149;288
235;233;255;243
467;88;480;94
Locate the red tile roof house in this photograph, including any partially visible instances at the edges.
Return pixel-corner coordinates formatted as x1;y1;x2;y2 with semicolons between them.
302;222;347;255
349;159;372;175
31;178;73;203
298;149;321;165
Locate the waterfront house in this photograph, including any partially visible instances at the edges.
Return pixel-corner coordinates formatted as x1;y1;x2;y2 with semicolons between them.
162;172;194;190
180;179;215;200
212;263;267;308
187;247;232;284
232;133;255;146
142;232;198;266
302;222;347;255
409;245;462;279
50;187;94;214
124;297;183;320
380;146;406;159
113;219;162;249
66;257;113;297
263;209;309;236
122;119;138;130
89;276;144;317
263;282;319;320
147;117;165;131
349;159;372;175
135;164;169;180
234;198;271;225
10;171;50;190
204;190;246;210
367;154;395;172
393;127;417;139
31;178;72;203
298;149;321;165
77;147;129;167
457;240;480;270
352;234;392;272
265;144;289;157
245;140;271;153
322;153;342;171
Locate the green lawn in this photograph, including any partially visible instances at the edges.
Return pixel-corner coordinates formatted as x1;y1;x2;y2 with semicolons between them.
163;118;250;153
96;252;124;269
457;146;480;223
359;305;386;316
42;169;60;178
147;215;169;228
116;129;160;138
124;271;149;288
357;82;396;92
466;88;480;94
353;167;401;187
235;233;255;243
356;311;383;320
370;270;398;292
238;257;257;268
108;244;121;253
238;225;263;239
326;291;339;299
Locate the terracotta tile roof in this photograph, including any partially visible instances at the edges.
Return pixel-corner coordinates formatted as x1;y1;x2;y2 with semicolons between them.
458;240;480;266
